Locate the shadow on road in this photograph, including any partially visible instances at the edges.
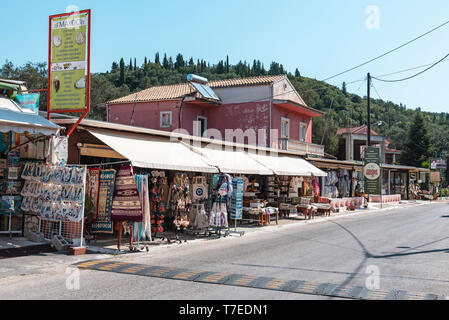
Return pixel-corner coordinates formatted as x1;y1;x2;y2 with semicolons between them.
327;220;449;289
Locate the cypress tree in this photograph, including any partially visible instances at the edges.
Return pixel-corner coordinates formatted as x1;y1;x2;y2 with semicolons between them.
119;58;125;85
155;52;160;65
399;111;431;167
162;53;169;68
129;58;133;70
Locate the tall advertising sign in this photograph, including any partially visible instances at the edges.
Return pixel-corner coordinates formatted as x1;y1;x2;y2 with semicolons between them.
48;10;90;135
364;147;381;195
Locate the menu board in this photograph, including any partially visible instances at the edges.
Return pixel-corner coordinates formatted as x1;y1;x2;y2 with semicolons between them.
49;12;88;111
364;147;381;195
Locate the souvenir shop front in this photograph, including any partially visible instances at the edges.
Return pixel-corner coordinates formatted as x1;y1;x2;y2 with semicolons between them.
306;158;366;211
0;97;74;242
57;122;329;250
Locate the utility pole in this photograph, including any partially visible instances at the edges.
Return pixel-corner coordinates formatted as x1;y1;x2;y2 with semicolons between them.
367;73;371;147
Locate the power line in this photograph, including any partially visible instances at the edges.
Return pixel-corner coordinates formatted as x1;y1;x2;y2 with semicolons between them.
321;19;449;82
375;58;449;78
372;52;449;83
371;82;383;101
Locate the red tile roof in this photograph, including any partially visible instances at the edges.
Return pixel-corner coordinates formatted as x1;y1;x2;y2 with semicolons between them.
337;125;380;136
108;75;287;104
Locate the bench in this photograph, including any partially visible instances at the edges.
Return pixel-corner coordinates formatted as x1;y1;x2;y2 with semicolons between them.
296;197;317;220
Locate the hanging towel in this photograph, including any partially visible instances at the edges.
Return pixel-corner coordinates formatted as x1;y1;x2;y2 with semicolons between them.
111;165;143;222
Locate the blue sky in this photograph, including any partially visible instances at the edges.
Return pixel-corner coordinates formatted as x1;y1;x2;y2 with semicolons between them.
1;0;448;113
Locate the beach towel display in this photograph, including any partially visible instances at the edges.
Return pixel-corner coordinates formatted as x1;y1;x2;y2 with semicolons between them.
168;173;191;230
20;162;86;222
150;173;166;234
91;169;116;234
131;174;152;244
85;168;100;220
111;165;143;222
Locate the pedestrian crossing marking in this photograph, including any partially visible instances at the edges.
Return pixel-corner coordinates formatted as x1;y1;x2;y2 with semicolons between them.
75;259;445;300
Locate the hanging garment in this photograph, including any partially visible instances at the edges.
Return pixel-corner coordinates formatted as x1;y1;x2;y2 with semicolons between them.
91;169;116;234
190;203;209;229
86;168;100;221
209;202;218;227
219;203;228;228
111;165;143;222
133;174;152;243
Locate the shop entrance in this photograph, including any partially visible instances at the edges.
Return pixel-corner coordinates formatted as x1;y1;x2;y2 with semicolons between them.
390;171;408;199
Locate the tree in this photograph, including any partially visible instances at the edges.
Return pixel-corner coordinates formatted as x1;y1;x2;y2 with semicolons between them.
295;68;301;77
134;58;137;71
144;57;148;65
129;58;133;70
154;52;160;65
111;62;119;72
342;82;347;95
162;53;169;69
174;53;185;69
119;58;125;85
399;111;431;167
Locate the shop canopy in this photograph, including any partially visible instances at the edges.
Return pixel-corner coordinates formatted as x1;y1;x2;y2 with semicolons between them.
188;145;273;175
248;152;327;177
87;128;218;173
0;97;60;136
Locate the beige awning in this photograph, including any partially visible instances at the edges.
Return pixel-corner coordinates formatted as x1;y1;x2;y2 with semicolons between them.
187;144;273;175
87;128;218;173
248;152;327;177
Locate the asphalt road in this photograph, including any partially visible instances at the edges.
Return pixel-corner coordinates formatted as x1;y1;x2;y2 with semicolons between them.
1;201;449;300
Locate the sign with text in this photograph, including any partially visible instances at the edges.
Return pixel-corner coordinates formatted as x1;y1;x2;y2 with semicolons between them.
48;10;90;113
364;147;381;195
430;158;447;170
430;171;441;183
15;93;40;114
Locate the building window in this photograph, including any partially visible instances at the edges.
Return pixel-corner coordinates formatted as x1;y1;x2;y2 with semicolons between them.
281;117;290;138
299;122;308;142
160;111;172;128
197;116;207;137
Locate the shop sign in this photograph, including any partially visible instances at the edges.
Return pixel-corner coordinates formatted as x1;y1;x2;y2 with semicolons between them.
15;93;40;114
430;158;447;170
430;171;441;183
364;147;380;195
48;10;90;113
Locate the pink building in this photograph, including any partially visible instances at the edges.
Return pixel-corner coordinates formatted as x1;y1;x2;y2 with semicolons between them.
107;75;325;156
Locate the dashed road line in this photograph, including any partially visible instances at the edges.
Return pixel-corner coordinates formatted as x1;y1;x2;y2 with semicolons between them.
74;259;445;300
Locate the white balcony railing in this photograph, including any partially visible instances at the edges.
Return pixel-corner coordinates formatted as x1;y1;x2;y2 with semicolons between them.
274;138;325;157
